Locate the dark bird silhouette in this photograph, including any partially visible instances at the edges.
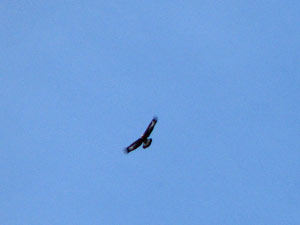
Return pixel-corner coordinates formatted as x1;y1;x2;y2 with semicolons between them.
124;116;158;154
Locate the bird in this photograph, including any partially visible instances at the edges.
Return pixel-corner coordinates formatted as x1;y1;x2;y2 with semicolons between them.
124;116;158;154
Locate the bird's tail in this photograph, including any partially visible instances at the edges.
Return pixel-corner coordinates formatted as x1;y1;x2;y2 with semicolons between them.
124;148;130;154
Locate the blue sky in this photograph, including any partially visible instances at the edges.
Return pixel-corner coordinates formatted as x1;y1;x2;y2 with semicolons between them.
1;1;299;224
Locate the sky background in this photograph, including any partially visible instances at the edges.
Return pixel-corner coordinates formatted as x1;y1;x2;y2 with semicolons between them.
1;1;300;224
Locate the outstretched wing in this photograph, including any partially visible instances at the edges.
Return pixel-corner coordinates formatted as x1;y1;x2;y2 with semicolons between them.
124;138;144;154
142;116;158;138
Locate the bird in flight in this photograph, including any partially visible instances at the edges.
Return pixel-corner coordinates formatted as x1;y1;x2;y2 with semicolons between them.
124;116;158;154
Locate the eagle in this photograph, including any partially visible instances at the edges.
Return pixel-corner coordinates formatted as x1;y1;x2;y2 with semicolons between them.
124;116;158;154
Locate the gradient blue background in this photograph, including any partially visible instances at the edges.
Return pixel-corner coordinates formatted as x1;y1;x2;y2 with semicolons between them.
1;1;300;224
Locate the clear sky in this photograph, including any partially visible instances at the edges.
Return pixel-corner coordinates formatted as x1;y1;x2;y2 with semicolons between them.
1;1;299;224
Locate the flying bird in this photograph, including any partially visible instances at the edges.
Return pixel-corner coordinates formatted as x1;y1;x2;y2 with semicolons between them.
124;116;158;154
